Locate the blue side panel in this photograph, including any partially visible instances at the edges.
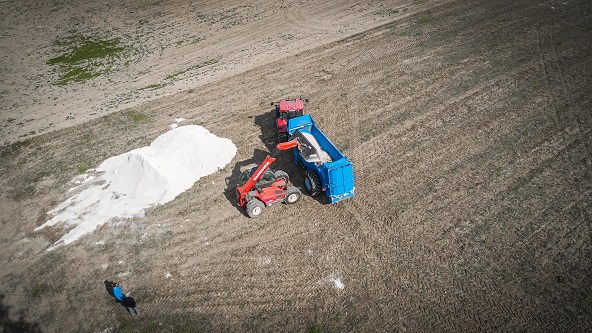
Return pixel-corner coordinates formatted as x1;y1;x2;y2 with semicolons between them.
287;114;313;134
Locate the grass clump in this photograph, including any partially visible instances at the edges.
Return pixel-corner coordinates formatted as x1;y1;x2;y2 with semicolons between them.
165;58;219;80
416;17;433;25
140;83;164;90
47;35;130;85
29;283;51;298
127;111;148;123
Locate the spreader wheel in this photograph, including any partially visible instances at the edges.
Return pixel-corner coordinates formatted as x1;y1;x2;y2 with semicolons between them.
303;170;322;197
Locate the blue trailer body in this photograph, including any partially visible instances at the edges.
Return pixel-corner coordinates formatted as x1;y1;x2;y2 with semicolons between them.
287;114;355;203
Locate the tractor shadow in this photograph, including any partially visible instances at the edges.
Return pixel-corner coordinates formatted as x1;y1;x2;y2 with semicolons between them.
224;148;269;217
253;109;277;151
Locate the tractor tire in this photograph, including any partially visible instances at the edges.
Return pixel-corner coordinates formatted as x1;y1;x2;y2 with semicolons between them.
277;131;289;142
246;199;265;218
274;170;289;184
303;170;322;197
284;186;301;204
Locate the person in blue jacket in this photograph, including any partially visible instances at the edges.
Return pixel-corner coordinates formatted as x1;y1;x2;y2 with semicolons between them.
112;282;126;303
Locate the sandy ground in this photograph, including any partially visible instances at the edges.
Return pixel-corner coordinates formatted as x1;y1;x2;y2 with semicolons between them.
0;0;428;144
1;0;591;332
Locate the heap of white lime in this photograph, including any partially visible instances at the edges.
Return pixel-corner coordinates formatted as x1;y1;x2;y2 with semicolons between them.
36;125;236;251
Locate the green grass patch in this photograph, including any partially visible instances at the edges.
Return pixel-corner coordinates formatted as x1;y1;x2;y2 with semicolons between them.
47;35;130;85
77;163;92;174
127;111;149;123
416;17;433;25
308;325;324;333
29;283;51;298
165;58;219;80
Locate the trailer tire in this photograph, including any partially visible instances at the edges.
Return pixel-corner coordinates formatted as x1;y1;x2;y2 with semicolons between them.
274;170;289;184
303;170;322;197
284;186;301;204
246;199;265;218
278;131;289;142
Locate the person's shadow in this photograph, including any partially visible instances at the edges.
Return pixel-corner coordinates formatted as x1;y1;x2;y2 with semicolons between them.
104;280;115;298
104;280;121;305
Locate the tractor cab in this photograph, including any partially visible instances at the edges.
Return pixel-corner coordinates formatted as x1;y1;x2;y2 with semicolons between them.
273;98;307;142
239;167;278;188
276;99;305;121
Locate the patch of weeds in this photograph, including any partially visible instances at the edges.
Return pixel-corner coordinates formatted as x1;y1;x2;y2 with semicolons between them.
82;132;93;142
127;111;149;123
47;35;132;85
556;103;570;116
162;230;174;241
0;139;30;159
78;162;92;174
8;183;36;201
376;8;401;16
29;283;51;298
165;58;219;81
416;17;433;25
20;130;37;137
140;83;164;90
308;325;324;333
118;318;134;333
35;170;51;181
509;164;546;193
486;167;504;184
189;36;205;44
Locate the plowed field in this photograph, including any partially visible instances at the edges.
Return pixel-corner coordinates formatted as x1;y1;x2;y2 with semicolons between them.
1;0;590;332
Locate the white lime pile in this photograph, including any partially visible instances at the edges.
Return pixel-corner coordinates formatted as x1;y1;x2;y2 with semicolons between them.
36;125;236;251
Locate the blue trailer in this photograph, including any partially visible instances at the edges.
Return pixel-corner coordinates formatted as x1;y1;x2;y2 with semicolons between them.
287;114;355;203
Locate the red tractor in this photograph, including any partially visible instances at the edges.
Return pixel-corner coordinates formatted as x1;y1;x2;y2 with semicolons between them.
236;139;302;218
271;97;308;142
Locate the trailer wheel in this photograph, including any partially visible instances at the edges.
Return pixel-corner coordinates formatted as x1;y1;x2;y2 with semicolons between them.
246;199;265;218
274;170;289;184
284;186;301;204
277;131;288;142
303;170;322;197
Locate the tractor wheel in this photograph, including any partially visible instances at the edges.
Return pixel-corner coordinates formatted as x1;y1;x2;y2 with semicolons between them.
284;186;301;204
303;170;322;197
246;199;265;218
278;131;289;142
274;170;289;184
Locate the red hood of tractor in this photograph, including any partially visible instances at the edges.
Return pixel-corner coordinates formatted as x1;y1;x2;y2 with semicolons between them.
279;99;305;112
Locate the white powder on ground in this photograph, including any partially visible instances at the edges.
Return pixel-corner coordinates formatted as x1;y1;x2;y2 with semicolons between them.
317;274;346;289
35;125;236;251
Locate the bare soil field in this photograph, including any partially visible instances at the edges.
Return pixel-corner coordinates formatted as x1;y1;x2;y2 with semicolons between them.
1;0;591;332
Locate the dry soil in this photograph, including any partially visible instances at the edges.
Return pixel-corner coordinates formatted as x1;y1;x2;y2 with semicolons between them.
0;0;591;332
